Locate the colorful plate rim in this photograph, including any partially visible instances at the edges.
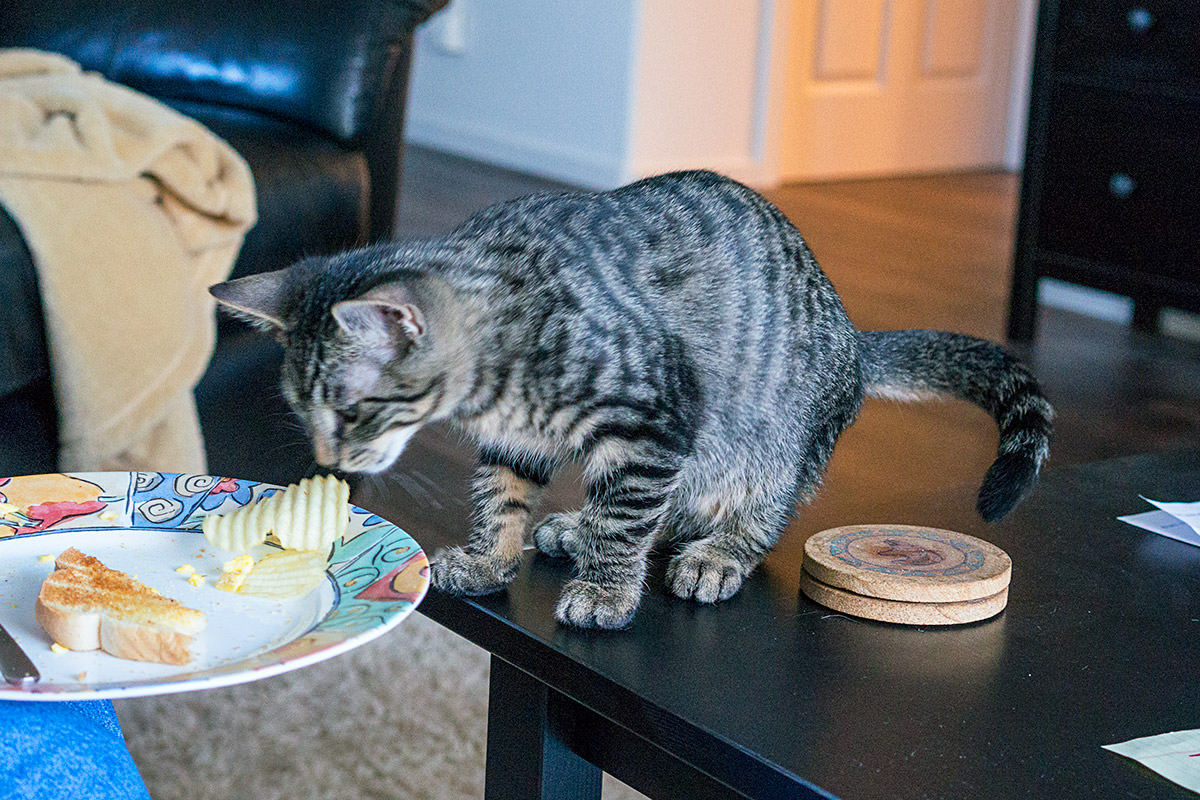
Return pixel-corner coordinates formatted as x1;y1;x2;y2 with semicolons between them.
0;471;429;701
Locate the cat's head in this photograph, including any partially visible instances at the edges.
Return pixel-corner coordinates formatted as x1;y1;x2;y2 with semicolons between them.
210;254;465;473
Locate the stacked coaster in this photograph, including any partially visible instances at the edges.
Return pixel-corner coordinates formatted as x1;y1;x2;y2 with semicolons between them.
799;525;1011;625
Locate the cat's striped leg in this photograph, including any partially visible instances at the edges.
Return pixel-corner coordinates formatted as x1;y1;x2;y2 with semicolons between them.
431;450;553;595
554;439;681;629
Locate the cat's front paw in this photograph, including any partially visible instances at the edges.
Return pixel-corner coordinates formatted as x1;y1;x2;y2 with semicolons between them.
555;579;641;629
532;512;583;559
431;546;519;596
667;544;750;604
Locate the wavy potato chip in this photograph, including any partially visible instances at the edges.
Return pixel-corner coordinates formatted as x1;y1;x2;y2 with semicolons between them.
201;491;277;552
201;475;350;554
272;474;351;552
200;475;349;600
238;550;328;598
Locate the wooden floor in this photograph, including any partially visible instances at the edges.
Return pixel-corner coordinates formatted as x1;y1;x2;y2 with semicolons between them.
397;147;1200;489
197;145;1197;563
191;144;1198;662
764;174;1200;513
373;148;1183;621
378;151;1198;800
203;143;1200;535
178;148;1199;800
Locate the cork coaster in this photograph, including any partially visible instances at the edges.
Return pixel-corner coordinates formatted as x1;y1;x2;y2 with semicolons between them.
802;525;1011;603
798;568;1008;625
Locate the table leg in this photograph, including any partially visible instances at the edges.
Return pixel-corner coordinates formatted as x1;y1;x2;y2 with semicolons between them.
1131;299;1162;333
485;655;603;800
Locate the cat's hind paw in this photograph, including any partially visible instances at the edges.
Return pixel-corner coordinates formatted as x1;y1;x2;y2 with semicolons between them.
555;579;640;629
667;545;750;604
430;546;518;596
532;511;583;559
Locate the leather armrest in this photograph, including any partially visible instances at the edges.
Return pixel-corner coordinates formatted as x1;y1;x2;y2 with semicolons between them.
0;0;447;149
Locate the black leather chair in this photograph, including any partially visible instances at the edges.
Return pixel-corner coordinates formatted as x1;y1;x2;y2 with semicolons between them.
0;0;446;482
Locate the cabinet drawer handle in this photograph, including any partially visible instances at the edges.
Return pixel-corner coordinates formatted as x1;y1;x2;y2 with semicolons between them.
1127;8;1155;33
1109;173;1137;199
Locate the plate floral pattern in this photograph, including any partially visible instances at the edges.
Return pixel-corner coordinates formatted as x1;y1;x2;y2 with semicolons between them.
0;472;428;700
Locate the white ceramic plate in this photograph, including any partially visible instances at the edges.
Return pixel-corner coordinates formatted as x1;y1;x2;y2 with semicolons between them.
0;472;428;701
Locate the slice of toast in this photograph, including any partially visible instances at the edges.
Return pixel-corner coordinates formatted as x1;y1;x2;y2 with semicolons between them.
35;547;206;666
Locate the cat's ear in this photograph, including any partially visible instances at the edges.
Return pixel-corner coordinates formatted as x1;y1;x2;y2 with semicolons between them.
209;269;289;331
331;283;425;346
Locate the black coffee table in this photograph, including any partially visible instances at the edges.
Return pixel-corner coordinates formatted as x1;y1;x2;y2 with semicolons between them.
359;443;1200;799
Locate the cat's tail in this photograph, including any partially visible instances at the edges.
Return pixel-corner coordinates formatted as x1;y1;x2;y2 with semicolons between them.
856;329;1054;522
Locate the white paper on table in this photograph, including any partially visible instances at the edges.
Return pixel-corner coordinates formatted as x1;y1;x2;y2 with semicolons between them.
1104;729;1200;794
1118;498;1200;548
1141;498;1200;537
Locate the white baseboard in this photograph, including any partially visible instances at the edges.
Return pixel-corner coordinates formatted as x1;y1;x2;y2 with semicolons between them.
1163;309;1200;342
406;117;781;192
1038;278;1200;341
405;116;625;190
1037;278;1133;324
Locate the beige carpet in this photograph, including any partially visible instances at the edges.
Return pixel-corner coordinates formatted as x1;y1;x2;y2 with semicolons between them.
114;612;646;799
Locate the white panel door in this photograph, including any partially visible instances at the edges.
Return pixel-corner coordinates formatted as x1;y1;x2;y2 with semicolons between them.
778;0;1024;181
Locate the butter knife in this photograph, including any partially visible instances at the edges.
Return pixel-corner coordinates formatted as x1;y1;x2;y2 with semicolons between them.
0;621;39;685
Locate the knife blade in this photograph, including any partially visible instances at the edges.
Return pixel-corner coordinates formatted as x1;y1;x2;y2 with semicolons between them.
0;621;40;685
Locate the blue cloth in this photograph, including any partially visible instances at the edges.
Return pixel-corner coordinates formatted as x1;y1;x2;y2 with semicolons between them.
0;700;151;800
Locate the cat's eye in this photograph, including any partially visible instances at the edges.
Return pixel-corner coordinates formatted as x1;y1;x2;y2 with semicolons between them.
336;406;360;426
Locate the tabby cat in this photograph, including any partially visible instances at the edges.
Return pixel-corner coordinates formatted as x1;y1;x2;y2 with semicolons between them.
211;170;1053;629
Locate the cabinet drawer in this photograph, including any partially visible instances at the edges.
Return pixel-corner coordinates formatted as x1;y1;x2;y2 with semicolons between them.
1036;87;1200;283
1053;1;1200;93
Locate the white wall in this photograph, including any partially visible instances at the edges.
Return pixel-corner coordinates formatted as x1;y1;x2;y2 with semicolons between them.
406;0;1031;189
406;0;639;188
406;0;777;189
625;0;776;185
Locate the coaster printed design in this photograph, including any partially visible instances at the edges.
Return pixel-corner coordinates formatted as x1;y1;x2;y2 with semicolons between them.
803;525;1011;604
826;527;985;578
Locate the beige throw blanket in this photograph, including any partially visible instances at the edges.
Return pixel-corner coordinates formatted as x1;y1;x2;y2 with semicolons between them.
0;49;256;473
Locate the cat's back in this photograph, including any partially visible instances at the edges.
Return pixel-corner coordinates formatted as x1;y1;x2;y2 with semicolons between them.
447;171;853;389
450;171;824;304
601;171;852;368
449;170;777;270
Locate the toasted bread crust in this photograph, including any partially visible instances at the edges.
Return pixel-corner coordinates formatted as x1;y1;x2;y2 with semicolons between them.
34;596;100;651
100;617;195;666
36;548;206;664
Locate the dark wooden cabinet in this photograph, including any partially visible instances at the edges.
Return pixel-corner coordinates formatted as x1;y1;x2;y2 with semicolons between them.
1008;0;1200;341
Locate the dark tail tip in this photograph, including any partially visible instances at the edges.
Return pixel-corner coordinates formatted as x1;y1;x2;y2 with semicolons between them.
976;450;1042;522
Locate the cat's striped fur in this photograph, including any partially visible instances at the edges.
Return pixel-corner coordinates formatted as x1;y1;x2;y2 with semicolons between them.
211;170;1053;629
